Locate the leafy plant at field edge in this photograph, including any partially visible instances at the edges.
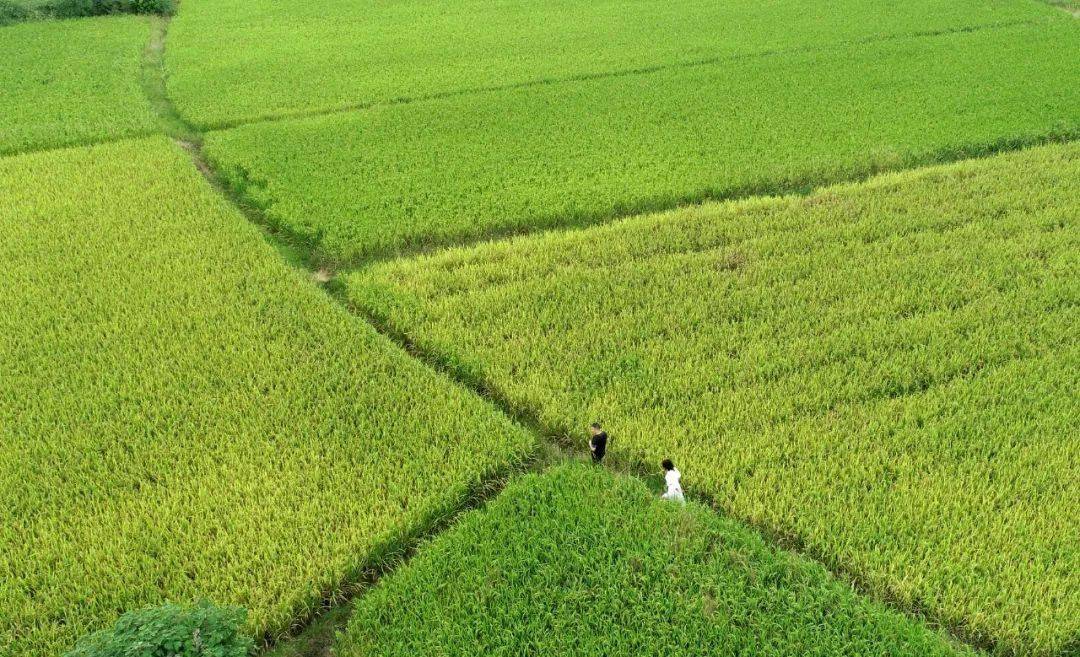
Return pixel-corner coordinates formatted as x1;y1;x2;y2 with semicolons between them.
64;600;254;657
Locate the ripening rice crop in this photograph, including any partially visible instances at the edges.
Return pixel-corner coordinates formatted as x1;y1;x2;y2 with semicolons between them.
0;137;534;657
203;19;1080;266
165;0;1059;128
347;143;1080;656
0;16;158;154
339;464;977;657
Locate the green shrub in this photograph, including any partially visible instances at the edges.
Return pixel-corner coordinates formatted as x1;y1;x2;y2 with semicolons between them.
65;601;253;657
46;0;174;19
0;0;171;25
0;0;37;24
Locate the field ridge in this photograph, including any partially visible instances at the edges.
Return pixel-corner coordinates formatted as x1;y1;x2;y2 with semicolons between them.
0;128;161;158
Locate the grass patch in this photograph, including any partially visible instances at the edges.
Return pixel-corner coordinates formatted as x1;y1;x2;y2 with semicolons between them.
0;16;159;154
0;137;535;657
204;20;1080;267
346;143;1080;655
339;464;977;657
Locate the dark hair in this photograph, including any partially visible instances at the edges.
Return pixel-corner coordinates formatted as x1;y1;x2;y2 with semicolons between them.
662;459;674;471
590;422;602;430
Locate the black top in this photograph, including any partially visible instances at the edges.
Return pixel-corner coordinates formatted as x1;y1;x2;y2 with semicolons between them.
590;431;608;459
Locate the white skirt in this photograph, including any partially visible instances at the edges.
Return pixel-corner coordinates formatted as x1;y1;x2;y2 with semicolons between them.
662;487;685;502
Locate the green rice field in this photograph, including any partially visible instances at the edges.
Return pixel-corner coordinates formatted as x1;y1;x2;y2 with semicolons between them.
348;144;1080;655
341;464;977;657
168;0;1059;128
204;20;1079;265
0;16;157;154
0;137;533;657
2;1;1077;656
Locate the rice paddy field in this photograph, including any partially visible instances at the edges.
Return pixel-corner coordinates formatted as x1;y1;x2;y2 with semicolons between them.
167;0;1058;128
2;0;1077;656
203;19;1080;265
340;464;978;657
0;16;157;154
349;144;1080;655
0;138;533;657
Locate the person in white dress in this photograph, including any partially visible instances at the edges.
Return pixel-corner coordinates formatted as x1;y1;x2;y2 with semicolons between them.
661;459;684;503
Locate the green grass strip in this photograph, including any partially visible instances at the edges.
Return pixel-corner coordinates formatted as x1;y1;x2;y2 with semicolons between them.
0;16;159;154
346;143;1080;656
340;463;978;657
0;137;535;657
204;20;1080;266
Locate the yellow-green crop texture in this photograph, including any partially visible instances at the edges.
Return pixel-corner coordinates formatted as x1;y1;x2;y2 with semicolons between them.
203;20;1080;266
165;0;1059;129
0;16;158;155
0;137;534;657
340;464;977;657
348;144;1080;656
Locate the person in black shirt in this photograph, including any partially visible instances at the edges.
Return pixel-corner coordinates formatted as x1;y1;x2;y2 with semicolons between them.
588;423;608;464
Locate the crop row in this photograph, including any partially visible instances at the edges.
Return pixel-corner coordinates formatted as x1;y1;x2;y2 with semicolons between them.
0;16;158;154
0;137;534;657
165;0;1060;128
340;463;977;657
203;20;1080;266
346;143;1080;656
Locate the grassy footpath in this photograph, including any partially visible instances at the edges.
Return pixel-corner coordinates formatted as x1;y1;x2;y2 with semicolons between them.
338;464;977;657
0;16;158;154
203;20;1079;266
347;143;1080;656
165;0;1057;129
0;137;535;657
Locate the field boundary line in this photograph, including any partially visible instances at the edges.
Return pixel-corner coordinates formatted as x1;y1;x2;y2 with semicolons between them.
0;128;161;159
324;129;1077;271
198;17;1050;133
